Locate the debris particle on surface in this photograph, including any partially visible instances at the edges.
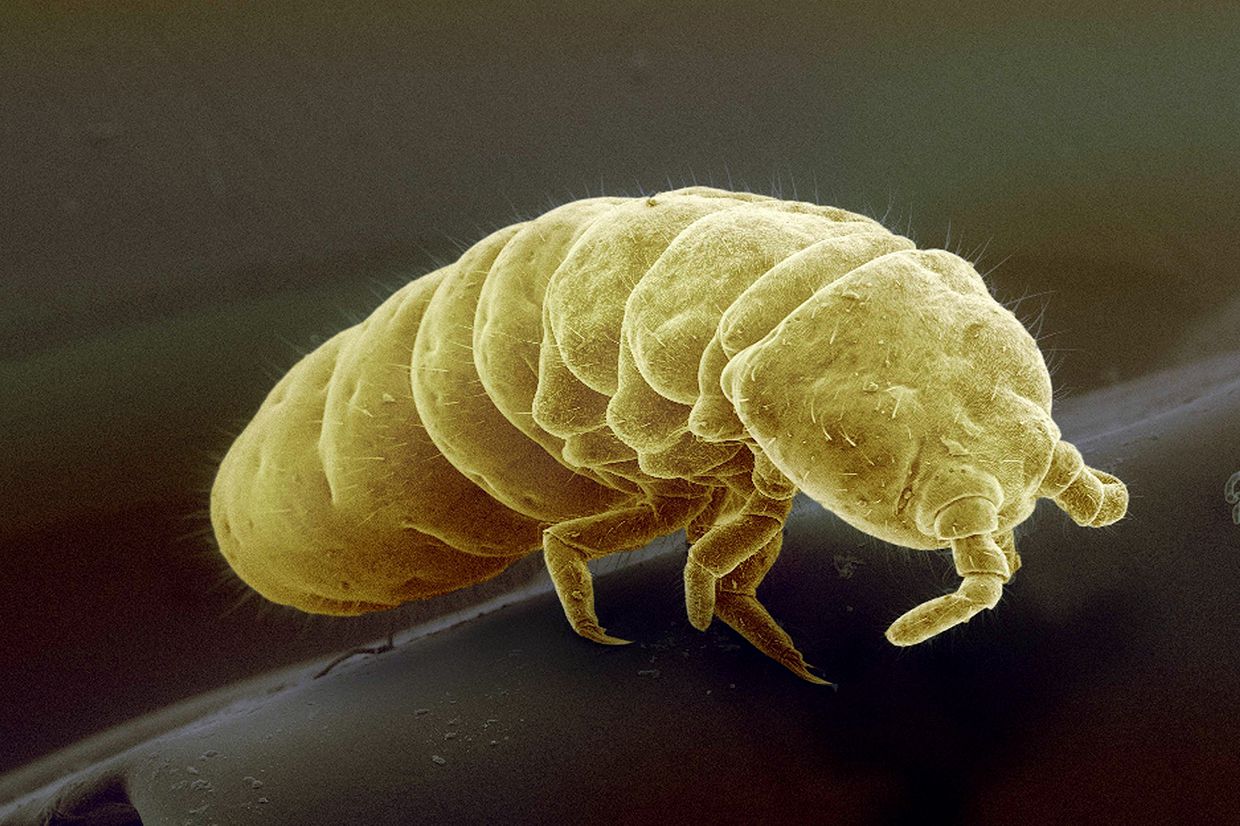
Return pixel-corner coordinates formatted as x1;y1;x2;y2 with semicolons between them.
832;554;865;579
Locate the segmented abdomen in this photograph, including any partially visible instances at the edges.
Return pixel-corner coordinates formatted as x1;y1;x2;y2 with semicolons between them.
212;186;916;612
414;186;915;518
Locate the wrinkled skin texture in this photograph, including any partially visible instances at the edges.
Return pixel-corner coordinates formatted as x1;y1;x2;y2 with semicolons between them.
211;187;1128;683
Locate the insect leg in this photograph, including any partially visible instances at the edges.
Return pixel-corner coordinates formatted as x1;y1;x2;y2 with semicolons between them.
711;530;832;686
683;492;792;631
685;485;736;545
543;495;713;646
884;532;1011;647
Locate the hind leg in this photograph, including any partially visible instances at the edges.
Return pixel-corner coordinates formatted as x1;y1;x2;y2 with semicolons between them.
544;494;712;645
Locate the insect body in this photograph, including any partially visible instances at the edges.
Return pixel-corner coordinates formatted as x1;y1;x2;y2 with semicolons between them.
210;186;1128;683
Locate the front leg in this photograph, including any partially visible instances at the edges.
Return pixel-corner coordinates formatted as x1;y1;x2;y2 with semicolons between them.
544;494;711;646
885;531;1014;646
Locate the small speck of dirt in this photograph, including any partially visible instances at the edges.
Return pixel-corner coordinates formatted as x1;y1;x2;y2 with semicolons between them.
833;554;865;579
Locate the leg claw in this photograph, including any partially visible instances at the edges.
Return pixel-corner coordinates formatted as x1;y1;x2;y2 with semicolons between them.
576;623;633;646
783;654;835;687
716;591;835;686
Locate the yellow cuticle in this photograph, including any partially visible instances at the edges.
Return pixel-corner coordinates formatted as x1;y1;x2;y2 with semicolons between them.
933;496;1000;541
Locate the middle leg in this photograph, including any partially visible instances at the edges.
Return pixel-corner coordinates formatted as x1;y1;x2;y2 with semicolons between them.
683;491;792;629
686;485;737;545
681;492;830;684
544;494;712;646
711;530;833;685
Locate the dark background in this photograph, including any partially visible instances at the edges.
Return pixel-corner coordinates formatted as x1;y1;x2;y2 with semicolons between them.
2;0;1238;811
